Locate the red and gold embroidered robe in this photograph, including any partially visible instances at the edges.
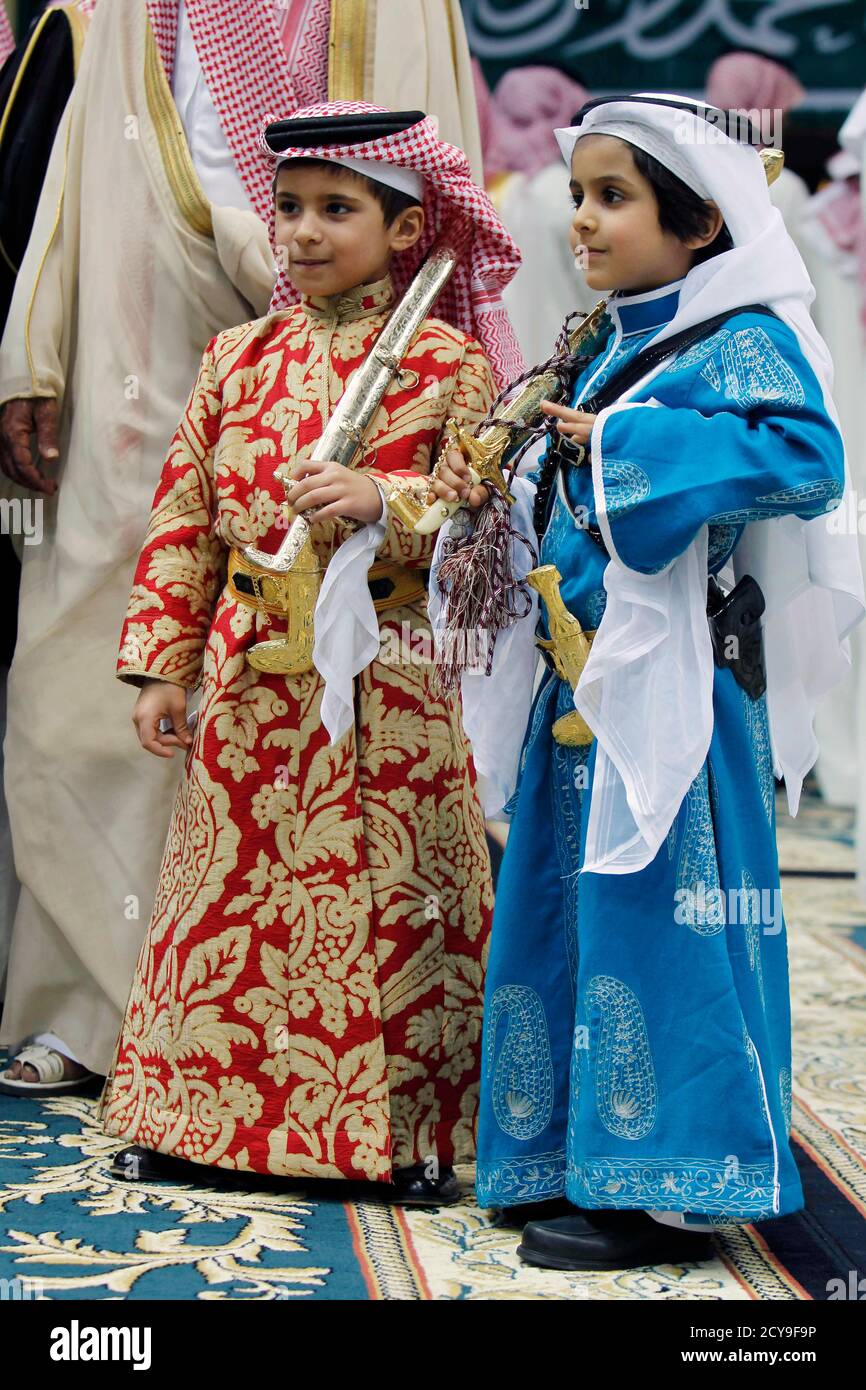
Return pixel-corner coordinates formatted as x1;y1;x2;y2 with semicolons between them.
98;274;496;1181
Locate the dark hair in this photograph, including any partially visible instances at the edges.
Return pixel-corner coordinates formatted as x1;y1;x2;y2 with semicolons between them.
630;145;733;265
272;156;420;226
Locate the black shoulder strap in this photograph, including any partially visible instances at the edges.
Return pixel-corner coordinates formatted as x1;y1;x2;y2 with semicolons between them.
532;303;779;539
579;303;779;414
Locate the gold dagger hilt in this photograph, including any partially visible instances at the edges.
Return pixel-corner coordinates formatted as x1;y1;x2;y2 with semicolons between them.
444;418;516;504
394;417;516;535
526;564;595;746
409;297;612;535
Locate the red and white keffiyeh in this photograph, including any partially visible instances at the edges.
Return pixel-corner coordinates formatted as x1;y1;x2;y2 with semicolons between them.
77;0;327;230
148;0;304;227
0;4;14;67
279;0;331;108
262;100;525;387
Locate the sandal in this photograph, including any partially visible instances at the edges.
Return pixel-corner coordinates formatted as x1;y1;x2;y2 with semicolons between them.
0;1043;98;1096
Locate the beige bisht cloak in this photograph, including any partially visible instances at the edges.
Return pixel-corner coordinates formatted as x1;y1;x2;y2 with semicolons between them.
0;0;275;1071
0;0;487;1074
328;0;483;180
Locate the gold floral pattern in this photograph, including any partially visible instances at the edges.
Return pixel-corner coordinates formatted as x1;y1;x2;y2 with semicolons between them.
101;277;496;1181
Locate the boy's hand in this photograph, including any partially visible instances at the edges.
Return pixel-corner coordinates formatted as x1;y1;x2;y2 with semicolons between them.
541;399;597;446
133;679;193;758
428;446;491;510
285;458;384;524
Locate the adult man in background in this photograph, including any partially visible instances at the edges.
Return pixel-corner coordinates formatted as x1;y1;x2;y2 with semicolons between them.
0;0;88;1016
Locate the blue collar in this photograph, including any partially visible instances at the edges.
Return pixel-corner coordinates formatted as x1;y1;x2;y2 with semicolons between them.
608;279;684;338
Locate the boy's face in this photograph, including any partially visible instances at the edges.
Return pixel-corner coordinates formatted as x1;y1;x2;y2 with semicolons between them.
569;134;698;293
274;163;424;298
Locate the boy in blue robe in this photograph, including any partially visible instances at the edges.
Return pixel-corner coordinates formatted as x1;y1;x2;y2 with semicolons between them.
431;94;863;1270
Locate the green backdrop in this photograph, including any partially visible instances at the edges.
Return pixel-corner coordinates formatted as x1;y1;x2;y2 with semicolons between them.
462;0;866;122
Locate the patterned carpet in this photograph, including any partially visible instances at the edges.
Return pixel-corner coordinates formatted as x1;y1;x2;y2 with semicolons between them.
0;787;863;1300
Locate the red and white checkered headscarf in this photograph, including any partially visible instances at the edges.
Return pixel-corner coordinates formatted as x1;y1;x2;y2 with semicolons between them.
0;4;14;66
262;101;525;387
149;0;315;228
76;0;328;229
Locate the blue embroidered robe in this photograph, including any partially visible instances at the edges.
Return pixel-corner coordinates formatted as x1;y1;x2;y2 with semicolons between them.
476;279;845;1221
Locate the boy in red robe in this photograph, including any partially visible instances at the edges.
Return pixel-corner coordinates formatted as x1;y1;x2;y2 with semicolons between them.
98;104;523;1202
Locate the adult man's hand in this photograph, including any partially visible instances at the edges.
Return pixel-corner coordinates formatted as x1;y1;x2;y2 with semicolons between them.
0;397;60;495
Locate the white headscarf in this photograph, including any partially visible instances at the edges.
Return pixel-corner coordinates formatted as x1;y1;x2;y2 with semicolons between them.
274;154;425;201
553;95;865;873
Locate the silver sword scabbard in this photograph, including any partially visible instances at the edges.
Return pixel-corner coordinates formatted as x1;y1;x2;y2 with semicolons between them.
244;241;460;575
236;241;460;673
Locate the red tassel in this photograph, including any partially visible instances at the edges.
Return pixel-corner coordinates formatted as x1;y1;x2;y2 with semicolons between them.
434;493;536;694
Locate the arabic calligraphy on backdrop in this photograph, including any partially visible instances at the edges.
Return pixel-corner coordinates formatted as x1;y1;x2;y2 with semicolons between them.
462;0;864;104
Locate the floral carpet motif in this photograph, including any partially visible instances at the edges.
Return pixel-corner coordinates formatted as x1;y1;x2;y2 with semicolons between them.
0;792;863;1300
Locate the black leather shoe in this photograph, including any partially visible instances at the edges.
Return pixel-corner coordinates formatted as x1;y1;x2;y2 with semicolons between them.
390;1163;462;1206
517;1211;715;1271
491;1197;578;1227
110;1145;202;1183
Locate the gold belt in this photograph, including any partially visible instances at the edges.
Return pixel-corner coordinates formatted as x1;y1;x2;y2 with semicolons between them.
367;560;428;614
227;548;427;618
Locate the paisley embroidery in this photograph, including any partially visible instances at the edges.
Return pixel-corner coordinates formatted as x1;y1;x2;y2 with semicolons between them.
708;761;722;825
701;357;722;391
779;1066;792;1132
706;505;784;526
711;488;839;527
567;1006;583;1149
580;334;647;396
677;767;724;935
602;459;651;518
585;975;657;1140
550;693;589;999
540;482;573;558
742;688;774;827
503;670;558;826
742;868;766;1008
707;522;739;569
667;817;678;861
522;674;558;768
670;327;731;371
743;1017;755;1070
721;327;806;411
585;587;607;628
755;478;843;510
487;985;555;1141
